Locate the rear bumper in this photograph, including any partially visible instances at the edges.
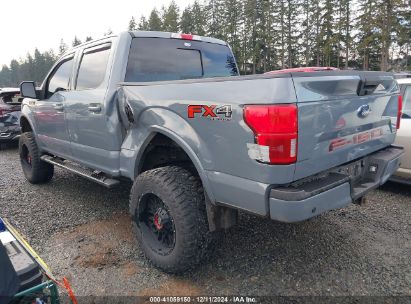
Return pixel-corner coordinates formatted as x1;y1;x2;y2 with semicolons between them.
269;145;404;222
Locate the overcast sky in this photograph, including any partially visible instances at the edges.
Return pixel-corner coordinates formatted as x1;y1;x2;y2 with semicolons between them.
0;0;195;66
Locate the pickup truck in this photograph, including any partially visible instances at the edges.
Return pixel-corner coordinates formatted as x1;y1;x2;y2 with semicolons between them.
18;31;404;273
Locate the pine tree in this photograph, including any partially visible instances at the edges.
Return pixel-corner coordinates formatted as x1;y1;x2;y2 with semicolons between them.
162;1;180;32
85;36;93;42
191;1;207;36
58;39;68;56
223;0;244;66
206;0;225;39
33;49;45;81
285;0;301;67
313;0;322;66
343;0;352;68
243;0;258;73
301;0;312;66
320;0;337;67
0;65;11;87
377;0;402;71
128;16;137;31
148;8;163;31
180;5;195;33
19;53;34;83
278;0;287;68
397;0;411;69
268;0;282;71
9;60;20;87
72;36;82;47
138;16;149;30
162;0;180;32
356;0;380;70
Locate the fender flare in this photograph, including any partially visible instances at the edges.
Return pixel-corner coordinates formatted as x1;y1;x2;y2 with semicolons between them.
133;126;216;204
19;114;35;134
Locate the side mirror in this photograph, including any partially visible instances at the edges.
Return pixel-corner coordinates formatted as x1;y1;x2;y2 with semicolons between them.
20;81;37;99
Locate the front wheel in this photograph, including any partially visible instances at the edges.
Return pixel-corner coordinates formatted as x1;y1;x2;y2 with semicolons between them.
130;166;214;273
19;132;54;184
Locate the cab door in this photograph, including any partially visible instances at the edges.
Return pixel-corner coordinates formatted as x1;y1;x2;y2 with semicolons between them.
65;41;123;174
32;55;75;158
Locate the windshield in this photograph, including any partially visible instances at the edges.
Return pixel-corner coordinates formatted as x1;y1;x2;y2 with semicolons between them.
125;37;238;82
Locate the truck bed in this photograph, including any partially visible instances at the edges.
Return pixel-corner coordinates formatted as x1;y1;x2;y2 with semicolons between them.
119;71;399;184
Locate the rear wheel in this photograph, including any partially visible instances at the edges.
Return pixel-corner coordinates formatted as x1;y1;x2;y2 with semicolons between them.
19;132;54;184
130;166;214;273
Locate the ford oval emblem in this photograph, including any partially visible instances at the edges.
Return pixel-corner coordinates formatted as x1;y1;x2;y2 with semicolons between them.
357;104;371;118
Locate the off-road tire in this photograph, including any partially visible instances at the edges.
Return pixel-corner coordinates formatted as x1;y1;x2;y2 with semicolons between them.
19;132;54;184
130;165;214;273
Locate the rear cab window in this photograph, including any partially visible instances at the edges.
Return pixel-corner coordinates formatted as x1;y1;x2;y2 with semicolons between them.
125;37;238;82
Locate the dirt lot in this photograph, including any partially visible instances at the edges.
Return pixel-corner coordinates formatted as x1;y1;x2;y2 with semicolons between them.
1;145;411;298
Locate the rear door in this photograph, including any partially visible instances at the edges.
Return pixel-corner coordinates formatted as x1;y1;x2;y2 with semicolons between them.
32;55;74;158
65;41;123;173
396;84;411;170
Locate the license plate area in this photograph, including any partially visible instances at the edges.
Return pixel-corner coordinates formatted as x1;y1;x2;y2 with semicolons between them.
332;159;367;185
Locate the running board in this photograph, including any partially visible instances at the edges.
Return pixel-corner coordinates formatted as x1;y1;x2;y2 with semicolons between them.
40;155;120;188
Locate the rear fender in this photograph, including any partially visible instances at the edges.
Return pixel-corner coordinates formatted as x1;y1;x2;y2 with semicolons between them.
120;107;215;203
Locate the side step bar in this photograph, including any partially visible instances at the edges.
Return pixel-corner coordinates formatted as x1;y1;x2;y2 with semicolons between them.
40;155;120;188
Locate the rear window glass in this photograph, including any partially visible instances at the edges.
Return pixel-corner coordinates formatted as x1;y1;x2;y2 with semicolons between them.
125;38;238;82
0;92;22;104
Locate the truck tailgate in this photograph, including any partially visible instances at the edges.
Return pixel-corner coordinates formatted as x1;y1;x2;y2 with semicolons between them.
293;72;399;180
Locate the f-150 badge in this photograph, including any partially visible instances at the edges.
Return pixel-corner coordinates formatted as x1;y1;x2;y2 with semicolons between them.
187;105;232;121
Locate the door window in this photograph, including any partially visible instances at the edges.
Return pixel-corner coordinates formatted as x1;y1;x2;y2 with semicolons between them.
403;85;411;119
46;58;74;98
76;46;111;90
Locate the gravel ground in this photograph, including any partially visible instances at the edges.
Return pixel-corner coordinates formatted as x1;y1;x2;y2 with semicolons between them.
1;145;411;298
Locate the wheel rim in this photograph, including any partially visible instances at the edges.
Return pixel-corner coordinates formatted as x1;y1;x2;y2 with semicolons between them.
20;144;32;167
138;193;176;256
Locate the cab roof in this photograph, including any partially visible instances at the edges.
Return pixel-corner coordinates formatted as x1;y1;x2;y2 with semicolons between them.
129;31;228;46
67;31;228;54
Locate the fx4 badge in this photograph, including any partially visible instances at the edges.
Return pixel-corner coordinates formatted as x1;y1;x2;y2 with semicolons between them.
187;105;232;121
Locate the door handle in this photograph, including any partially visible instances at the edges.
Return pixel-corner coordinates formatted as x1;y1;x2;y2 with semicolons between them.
88;104;102;113
53;103;64;111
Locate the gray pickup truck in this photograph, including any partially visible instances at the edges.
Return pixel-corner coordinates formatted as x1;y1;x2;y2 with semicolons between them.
18;31;404;273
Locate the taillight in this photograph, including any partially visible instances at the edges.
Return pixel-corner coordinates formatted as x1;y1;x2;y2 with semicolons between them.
244;104;298;164
397;95;403;129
